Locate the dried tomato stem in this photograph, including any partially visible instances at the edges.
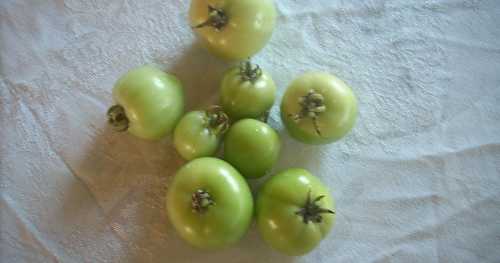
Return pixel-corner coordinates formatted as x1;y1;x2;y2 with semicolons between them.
239;60;262;83
205;105;230;135
192;5;228;31
295;190;335;224
288;90;326;136
192;189;215;213
107;104;129;132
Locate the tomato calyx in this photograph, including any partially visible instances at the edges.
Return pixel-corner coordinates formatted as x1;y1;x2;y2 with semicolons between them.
192;189;215;213
205;105;230;135
239;60;263;83
295;190;335;224
107;105;129;132
193;5;228;31
288;90;326;136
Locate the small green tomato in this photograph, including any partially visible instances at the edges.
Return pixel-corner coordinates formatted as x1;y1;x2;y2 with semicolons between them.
190;0;277;60
173;106;230;160
256;168;336;256
107;65;184;140
220;61;276;121
223;119;280;179
166;157;253;249
281;72;357;145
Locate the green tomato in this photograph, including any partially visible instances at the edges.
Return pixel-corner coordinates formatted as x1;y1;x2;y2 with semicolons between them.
107;65;184;140
174;106;229;160
190;0;277;60
220;61;276;120
223;119;280;179
256;169;336;256
280;72;357;145
166;157;253;249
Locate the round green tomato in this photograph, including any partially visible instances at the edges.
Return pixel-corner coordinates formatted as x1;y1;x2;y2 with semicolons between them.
223;119;280;179
173;107;229;160
220;61;276;120
256;169;336;256
107;65;184;140
190;0;277;60
166;157;253;249
280;72;357;145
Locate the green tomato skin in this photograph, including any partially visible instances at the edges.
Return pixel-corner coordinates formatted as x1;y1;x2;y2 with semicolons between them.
166;158;254;249
173;111;220;160
190;0;277;61
113;66;184;140
223;119;280;179
220;66;276;120
256;169;335;256
280;72;357;145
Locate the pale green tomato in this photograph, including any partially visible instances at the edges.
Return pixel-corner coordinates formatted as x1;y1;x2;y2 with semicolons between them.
166;158;254;249
220;61;276;120
107;66;184;140
223;119;280;179
256;168;336;256
173;107;229;160
189;0;277;60
280;72;357;145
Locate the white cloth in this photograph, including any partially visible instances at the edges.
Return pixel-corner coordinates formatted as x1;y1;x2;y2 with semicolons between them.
2;0;500;262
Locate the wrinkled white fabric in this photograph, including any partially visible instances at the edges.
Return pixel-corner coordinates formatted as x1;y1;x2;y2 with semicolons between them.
1;0;500;262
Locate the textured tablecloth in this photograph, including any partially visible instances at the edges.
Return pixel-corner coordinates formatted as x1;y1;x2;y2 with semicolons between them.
2;0;500;262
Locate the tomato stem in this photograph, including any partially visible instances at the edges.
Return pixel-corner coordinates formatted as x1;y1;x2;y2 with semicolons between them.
296;190;335;224
107;105;129;132
192;189;215;213
239;60;262;83
192;5;228;31
205;105;230;135
288;90;326;136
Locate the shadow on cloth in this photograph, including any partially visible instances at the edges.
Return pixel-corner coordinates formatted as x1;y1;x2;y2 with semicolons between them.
155;41;232;111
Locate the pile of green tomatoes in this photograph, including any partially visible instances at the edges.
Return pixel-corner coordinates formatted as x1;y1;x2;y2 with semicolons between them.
106;0;358;256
